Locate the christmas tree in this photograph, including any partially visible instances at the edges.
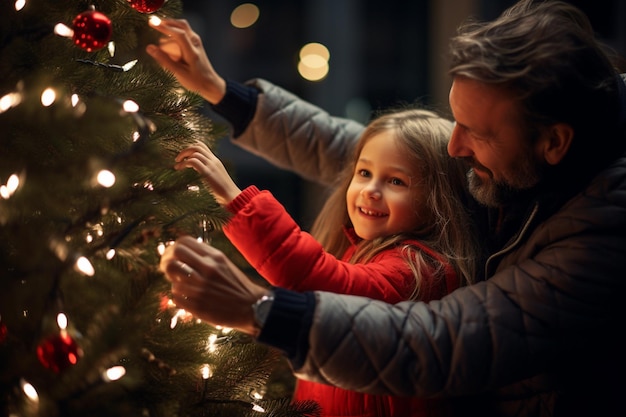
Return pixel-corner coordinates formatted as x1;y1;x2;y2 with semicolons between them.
0;0;318;415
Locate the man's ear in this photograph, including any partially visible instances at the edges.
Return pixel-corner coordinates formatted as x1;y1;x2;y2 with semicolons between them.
542;123;574;165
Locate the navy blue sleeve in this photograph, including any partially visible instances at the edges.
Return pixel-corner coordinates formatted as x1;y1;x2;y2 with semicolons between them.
211;79;259;138
257;288;315;369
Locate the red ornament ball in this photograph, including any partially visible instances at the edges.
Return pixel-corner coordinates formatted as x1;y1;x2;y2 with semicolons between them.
127;0;166;14
72;10;112;52
0;321;7;344
36;330;83;373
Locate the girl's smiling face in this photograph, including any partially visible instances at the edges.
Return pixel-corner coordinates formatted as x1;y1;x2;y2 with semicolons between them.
346;132;425;240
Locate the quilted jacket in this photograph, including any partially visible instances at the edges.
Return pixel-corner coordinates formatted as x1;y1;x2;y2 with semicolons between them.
223;185;459;416
224;78;626;416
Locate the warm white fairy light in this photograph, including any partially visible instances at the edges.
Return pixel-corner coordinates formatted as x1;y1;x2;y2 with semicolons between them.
0;173;20;199
40;88;56;107
157;242;166;256
97;169;116;188
86;233;93;243
106;249;116;260
187;185;200;192
53;23;73;38
149;15;162;26
216;326;233;334
122;60;138;71
21;380;39;402
122;100;139;113
102;366;126;382
71;94;79;107
75;256;95;276
0;91;22;113
108;41;116;57
251;404;266;412
14;0;26;11
170;308;193;329
56;313;68;330
201;364;212;379
207;333;218;353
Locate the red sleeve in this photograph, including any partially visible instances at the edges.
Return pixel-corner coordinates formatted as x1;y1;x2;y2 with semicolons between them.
224;186;453;303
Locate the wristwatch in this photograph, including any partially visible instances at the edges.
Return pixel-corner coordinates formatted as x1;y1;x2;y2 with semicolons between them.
252;290;275;331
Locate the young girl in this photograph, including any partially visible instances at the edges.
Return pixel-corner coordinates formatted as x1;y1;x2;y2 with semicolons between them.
174;108;476;417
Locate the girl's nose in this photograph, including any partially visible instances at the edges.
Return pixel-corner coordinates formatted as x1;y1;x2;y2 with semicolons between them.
361;182;382;200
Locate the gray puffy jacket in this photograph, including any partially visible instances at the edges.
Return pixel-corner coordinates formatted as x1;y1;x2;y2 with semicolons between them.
233;79;626;416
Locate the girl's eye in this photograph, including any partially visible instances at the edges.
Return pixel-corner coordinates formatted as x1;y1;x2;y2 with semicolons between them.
358;169;371;178
390;178;406;186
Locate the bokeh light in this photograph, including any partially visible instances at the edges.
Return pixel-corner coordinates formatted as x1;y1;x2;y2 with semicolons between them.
230;3;259;28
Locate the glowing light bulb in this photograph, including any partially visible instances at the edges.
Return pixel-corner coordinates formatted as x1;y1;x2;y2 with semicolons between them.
148;16;162;26
75;256;95;276
21;380;39;402
56;313;68;330
54;23;73;38
41;88;56;107
97;169;116;188
122;100;139;113
103;366;126;382
201;364;212;379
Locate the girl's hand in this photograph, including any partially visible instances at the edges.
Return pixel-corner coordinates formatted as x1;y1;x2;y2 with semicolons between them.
175;142;241;206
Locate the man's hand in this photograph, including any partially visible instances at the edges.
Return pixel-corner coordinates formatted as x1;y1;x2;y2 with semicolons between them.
146;18;227;104
159;236;269;336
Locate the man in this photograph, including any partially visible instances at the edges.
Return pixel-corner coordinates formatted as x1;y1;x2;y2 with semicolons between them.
152;0;626;415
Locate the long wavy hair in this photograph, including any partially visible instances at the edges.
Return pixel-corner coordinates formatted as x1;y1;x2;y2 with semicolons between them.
310;108;477;298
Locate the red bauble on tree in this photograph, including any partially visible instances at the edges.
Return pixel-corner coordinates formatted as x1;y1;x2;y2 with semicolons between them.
36;330;83;373
0;317;7;345
72;9;112;52
127;0;166;14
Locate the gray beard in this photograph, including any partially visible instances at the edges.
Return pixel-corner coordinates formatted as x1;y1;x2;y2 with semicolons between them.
467;165;541;208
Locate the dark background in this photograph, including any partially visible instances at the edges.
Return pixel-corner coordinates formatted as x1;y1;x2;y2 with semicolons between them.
179;0;626;227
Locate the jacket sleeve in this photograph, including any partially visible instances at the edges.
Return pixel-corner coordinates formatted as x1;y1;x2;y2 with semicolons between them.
290;159;626;398
230;79;366;186
224;186;417;303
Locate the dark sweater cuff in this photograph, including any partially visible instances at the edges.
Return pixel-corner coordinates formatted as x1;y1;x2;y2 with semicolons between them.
257;288;315;368
211;79;259;138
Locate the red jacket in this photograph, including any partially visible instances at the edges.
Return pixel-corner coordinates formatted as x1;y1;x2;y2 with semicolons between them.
224;186;458;416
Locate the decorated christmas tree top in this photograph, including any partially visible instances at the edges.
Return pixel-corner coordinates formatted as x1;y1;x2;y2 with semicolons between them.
0;0;316;415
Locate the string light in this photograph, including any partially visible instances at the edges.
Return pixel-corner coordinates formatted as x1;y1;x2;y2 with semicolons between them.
200;364;212;379
122;99;139;113
0;91;23;113
102;366;126;382
40;88;56;107
56;313;68;330
96;169;116;188
20;379;39;402
0;173;20;199
54;23;73;38
75;256;95;276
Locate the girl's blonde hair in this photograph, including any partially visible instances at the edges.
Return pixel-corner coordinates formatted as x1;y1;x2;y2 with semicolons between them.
310;108;476;297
